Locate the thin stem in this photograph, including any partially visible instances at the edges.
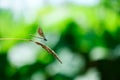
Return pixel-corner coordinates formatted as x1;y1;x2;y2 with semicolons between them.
29;34;43;39
0;38;31;41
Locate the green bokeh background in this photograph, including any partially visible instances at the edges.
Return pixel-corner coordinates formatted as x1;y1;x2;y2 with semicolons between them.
0;0;120;80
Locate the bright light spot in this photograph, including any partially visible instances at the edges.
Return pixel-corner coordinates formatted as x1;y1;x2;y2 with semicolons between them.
42;8;70;27
8;42;39;67
0;0;44;23
23;0;45;23
45;32;60;47
0;0;100;23
31;71;46;80
75;13;89;30
70;0;100;6
46;48;85;77
0;0;11;9
74;68;100;80
90;47;108;61
113;45;120;58
49;0;65;6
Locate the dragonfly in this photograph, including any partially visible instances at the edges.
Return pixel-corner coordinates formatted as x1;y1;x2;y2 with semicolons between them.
0;27;62;64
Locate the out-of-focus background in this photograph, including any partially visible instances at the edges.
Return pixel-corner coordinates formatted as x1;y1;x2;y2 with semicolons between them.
0;0;120;80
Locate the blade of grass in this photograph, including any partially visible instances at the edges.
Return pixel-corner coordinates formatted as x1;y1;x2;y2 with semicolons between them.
31;40;62;64
0;38;31;41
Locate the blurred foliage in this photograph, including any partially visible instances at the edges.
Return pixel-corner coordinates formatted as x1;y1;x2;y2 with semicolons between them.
0;0;120;80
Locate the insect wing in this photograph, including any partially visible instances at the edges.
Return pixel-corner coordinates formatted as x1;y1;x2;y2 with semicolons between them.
38;27;47;41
